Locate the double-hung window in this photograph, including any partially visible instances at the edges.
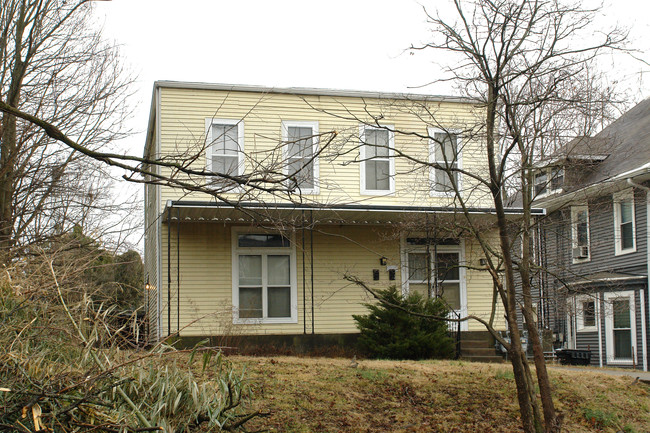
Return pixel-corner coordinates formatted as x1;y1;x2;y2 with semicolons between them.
233;231;297;324
613;189;636;255
533;166;564;198
360;125;394;195
571;205;590;261
282;121;318;194
205;118;244;188
575;295;597;332
429;128;461;194
604;291;636;364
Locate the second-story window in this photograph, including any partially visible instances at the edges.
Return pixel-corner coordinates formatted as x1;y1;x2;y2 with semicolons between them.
360;125;394;195
533;165;564;198
282;121;319;194
429;128;461;194
571;205;590;261
613;189;636;255
205;118;244;187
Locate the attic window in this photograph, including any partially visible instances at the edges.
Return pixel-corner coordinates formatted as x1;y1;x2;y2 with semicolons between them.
533;166;564;198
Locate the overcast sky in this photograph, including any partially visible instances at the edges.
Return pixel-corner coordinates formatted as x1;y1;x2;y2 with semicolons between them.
92;0;649;248
94;0;650;155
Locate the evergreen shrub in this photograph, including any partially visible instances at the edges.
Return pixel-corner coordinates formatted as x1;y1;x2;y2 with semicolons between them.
353;286;455;360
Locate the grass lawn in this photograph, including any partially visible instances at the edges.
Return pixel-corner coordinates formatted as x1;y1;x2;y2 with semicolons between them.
206;356;650;433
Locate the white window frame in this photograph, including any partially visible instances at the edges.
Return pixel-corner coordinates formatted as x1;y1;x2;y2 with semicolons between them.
533;166;564;198
571;205;591;263
613;189;636;256
429;128;462;197
231;228;298;324
575;294;597;332
399;235;468;331
205;118;245;189
281;120;319;195
359;125;395;195
604;290;636;365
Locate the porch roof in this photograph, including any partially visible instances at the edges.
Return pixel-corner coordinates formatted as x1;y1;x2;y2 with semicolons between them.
565;272;648;288
162;200;544;225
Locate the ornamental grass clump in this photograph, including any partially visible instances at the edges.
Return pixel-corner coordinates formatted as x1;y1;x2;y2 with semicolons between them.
0;258;262;432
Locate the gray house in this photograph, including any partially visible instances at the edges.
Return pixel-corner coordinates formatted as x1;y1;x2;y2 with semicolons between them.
533;99;650;370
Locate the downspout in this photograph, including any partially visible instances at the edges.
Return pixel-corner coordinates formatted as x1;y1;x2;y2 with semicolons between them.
628;178;649;371
597;292;603;368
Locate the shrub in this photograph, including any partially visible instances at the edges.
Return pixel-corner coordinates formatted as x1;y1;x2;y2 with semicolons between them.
353;286;455;360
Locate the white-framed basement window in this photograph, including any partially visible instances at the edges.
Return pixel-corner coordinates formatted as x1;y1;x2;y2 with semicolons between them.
575;294;597;332
282;121;319;194
429;128;462;195
205;118;244;189
359;125;395;195
571;205;590;263
613;189;636;255
604;290;636;365
231;229;297;324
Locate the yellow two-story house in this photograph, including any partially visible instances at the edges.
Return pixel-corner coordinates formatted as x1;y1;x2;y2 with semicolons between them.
143;81;518;349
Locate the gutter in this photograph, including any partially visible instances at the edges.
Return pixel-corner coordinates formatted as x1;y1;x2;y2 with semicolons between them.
152;80;479;105
165;200;546;216
628;177;650;372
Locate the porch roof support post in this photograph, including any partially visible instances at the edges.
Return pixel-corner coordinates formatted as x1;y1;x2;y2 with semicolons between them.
597;292;603;368
311;210;314;335
302;210;306;335
177;207;180;335
167;206;171;337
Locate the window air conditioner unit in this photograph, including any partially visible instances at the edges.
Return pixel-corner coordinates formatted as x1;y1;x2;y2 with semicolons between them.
573;246;589;259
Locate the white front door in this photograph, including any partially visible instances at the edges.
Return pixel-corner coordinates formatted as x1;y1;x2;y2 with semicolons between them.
604;291;636;365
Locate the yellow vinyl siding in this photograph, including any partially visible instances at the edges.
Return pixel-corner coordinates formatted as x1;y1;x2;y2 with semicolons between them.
156;87;489;212
465;235;506;331
160;223;399;336
158;222;504;336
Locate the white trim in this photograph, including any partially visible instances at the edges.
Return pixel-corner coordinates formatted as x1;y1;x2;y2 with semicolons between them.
156;87;163;341
428;127;462;197
640;289;647;371
153;80;476;104
613;189;636;256
533;166;564;199
571;205;591;263
204;118;245;188
359;125;395;196
575;294;598;332
604;290;637;366
597;292;603;367
231;227;298;325
281;120;319;195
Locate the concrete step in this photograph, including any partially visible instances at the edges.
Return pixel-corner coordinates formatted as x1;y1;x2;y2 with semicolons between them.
461;355;505;363
461;347;500;357
461;339;496;350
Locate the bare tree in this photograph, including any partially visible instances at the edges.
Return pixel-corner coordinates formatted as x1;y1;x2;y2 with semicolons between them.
0;0;134;262
403;1;627;432
0;2;633;432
